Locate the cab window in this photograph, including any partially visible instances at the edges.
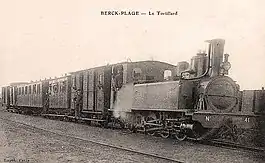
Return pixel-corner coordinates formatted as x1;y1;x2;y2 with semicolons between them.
99;74;103;85
164;70;172;80
133;68;142;78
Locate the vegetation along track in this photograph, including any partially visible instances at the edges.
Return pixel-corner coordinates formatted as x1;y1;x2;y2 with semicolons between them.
185;135;264;153
207;139;265;153
0;116;183;163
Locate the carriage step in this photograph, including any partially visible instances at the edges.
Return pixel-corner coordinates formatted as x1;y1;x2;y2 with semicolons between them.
41;114;66;117
81;111;102;114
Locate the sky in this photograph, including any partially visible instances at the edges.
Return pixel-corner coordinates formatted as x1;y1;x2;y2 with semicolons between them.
0;0;265;90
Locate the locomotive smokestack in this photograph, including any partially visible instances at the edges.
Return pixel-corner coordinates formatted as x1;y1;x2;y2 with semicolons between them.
206;39;225;77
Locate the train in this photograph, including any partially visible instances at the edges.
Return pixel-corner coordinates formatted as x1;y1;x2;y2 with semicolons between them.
2;38;265;147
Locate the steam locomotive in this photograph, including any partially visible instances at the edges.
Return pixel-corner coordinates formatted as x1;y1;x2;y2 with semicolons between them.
2;39;265;147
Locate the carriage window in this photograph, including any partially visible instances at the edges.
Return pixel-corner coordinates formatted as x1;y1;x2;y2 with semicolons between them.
36;85;39;94
53;84;58;93
29;85;31;94
59;82;62;93
33;84;36;94
133;68;142;78
61;81;66;92
59;82;62;92
10;88;13;99
164;70;172;80
10;88;13;104
2;88;5;101
99;74;103;85
37;84;41;94
38;84;41;94
22;87;24;95
72;76;76;89
25;86;28;94
49;84;52;94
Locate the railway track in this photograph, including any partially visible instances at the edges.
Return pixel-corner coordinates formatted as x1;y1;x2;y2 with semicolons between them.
134;129;265;153
2;108;264;157
0;116;183;163
183;137;264;154
4;109;265;154
113;123;265;153
207;139;265;153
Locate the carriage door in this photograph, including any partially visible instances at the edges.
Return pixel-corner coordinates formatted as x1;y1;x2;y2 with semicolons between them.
78;73;83;111
71;72;83;110
94;69;104;112
11;86;17;106
6;86;10;107
10;87;13;106
14;86;17;106
110;64;124;109
103;66;112;111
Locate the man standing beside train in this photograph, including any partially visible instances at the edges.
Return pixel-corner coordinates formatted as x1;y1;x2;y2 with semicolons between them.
74;88;82;120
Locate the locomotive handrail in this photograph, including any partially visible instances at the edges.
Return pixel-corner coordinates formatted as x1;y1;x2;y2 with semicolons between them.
133;79;160;84
206;94;238;98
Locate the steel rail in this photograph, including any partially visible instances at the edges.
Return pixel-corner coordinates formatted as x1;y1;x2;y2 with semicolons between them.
0;116;183;163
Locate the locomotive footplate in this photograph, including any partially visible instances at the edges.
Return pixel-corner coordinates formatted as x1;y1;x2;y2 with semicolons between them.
192;112;261;129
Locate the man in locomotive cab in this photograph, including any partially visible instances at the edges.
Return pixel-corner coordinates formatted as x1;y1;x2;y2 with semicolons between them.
115;71;123;89
74;88;82;119
113;65;123;90
111;65;123;105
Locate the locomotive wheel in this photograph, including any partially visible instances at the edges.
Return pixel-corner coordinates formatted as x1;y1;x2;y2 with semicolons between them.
127;123;136;133
100;121;109;128
174;131;187;141
147;130;156;136
147;129;156;136
146;113;157;136
159;129;170;138
135;113;144;128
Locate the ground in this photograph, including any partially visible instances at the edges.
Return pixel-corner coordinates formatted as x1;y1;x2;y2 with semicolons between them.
0;106;264;163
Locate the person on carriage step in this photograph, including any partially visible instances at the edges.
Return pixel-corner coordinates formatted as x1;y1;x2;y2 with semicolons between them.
75;89;82;119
